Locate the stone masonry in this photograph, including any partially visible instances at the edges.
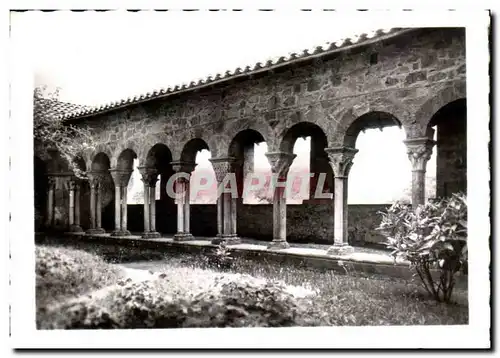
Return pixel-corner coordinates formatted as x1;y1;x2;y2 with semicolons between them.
37;27;467;252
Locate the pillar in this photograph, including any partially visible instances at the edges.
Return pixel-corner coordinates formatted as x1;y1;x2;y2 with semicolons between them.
404;137;435;208
138;166;160;238
67;179;83;232
171;161;196;241
325;146;358;255
86;172;105;234
307;143;334;203
74;180;81;229
109;169;133;237
45;176;55;229
209;157;241;245
265;152;296;250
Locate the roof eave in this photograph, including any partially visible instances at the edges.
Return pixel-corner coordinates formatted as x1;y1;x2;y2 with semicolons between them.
62;27;422;123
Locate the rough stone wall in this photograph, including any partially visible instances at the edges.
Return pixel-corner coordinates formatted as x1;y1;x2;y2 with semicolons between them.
45;28;467;239
76;27;466;167
436;116;467;198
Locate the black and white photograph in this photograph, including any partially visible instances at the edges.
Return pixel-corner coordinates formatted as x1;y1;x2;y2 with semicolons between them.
6;5;491;350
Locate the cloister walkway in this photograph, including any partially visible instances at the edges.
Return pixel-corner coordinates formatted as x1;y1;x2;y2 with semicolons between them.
54;232;414;279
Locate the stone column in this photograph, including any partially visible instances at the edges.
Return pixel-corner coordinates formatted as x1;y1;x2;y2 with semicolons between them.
109;169;133;237
86;172;105;234
138;166;160;238
74;180;82;230
210;157;241;245
67;179;83;232
45;176;56;229
265;152;296;250
171;161;196;241
325;146;358;255
404;137;435;208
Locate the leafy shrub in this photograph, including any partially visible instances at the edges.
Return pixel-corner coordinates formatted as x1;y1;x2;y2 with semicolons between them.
38;269;324;329
377;193;467;303
35;245;124;309
208;242;234;270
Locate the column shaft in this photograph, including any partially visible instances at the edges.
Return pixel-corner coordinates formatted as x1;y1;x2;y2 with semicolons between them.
68;186;75;226
143;183;150;232
333;177;347;246
325;146;358;255
114;185;121;231
216;195;223;237
46;184;54;228
74;185;81;227
96;184;102;229
231;198;237;236
121;186;128;231
223;192;231;236
149;184;156;232
176;180;185;234
89;185;96;229
183;181;190;234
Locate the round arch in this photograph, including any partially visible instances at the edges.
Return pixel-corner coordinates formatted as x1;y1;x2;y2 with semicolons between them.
415;84;466;132
180;138;210;163
279;121;328;153
339;111;403;148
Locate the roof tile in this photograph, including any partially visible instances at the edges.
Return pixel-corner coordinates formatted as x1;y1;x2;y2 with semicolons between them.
59;27;415;121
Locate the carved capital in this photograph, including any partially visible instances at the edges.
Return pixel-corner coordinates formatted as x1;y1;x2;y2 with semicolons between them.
47;176;56;190
137;166;159;187
265;152;296;179
67;179;77;191
404;137;435;172
109;169;133;188
87;171;105;190
325;146;358;178
209;157;236;183
170;161;197;174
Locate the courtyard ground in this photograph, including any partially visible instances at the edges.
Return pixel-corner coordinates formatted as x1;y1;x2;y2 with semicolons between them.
35;237;468;328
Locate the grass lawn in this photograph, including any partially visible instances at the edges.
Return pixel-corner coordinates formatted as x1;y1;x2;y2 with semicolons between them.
35;237;468;328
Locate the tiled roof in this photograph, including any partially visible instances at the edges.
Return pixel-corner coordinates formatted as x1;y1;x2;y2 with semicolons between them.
59;27;417;121
34;97;94;120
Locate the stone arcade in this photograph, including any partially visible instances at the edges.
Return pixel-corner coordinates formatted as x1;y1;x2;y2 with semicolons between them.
34;27;467;253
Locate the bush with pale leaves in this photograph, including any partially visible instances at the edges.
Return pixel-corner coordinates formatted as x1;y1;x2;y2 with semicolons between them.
377;193;467;303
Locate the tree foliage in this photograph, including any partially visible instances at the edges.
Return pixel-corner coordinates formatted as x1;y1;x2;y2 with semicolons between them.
377;192;467;303
34;86;97;178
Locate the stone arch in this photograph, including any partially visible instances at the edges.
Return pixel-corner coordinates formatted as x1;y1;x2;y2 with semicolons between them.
339;111;403;148
112;141;141;168
90;152;114;209
427;98;467;198
279;121;328;153
116;148;138;171
225;121;274;154
228;129;267;200
45;149;70;174
143;143;173;169
180;138;210;163
228;129;266;158
332;96;410;145
89;144;113;169
91;152;111;173
415;84;466;134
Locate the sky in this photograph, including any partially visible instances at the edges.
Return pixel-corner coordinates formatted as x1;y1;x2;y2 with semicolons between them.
12;10;437;204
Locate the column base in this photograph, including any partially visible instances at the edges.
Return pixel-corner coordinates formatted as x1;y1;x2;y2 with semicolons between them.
267;240;290;250
142;231;161;239
326;244;354;256
86;228;105;235
69;224;84;233
173;233;195;242
110;229;131;237
211;235;241;245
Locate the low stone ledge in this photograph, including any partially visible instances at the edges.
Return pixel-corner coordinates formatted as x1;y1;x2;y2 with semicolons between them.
35;233;420;280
